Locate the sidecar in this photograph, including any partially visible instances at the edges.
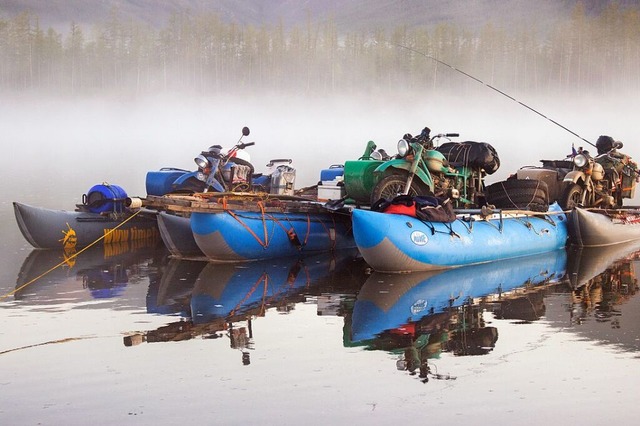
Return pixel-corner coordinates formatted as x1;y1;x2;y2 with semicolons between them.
513;159;573;203
343;141;387;204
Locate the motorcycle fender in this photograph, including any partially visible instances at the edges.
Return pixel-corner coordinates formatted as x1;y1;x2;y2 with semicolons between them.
173;171;201;186
562;171;586;185
205;176;226;193
374;160;434;189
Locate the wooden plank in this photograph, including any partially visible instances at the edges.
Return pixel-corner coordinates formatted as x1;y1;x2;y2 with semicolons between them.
141;193;335;215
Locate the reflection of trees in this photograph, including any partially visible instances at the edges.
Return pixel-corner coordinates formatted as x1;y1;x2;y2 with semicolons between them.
2;6;640;94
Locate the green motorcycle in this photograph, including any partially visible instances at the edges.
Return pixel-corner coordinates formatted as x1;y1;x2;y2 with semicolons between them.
343;126;500;208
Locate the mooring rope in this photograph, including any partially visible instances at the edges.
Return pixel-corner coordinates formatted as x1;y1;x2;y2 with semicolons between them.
1;208;144;302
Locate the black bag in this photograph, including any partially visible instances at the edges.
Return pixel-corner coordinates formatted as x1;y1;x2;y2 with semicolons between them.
437;141;500;175
414;196;456;223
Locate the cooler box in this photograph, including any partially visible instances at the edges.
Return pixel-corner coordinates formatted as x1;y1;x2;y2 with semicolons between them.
317;184;345;202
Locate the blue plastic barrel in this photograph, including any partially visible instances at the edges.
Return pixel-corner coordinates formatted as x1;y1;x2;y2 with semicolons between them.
85;183;128;213
145;169;188;196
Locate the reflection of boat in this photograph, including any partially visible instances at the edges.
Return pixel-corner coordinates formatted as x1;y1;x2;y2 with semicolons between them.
124;250;363;351
557;252;640;351
157;212;204;258
351;249;567;342
146;258;208;315
191;251;358;322
14;241;161;301
13;201;159;250
352;203;567;273
568;207;640;247
567;240;640;289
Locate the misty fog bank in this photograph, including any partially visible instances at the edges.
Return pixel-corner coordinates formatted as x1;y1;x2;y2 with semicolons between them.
3;4;640;98
1;90;638;205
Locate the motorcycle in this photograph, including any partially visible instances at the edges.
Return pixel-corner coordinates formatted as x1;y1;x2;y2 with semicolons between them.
561;142;638;209
343;126;499;207
145;127;296;196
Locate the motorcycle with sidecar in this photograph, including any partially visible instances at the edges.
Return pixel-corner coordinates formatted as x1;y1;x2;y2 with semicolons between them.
343;126;500;208
512;138;638;209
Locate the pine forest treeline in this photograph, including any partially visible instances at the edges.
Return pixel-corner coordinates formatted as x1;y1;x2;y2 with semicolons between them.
1;3;639;96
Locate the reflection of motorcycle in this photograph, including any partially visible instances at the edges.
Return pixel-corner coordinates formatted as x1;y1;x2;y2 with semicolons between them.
561;142;638;209
344;126;499;207
145;127;296;196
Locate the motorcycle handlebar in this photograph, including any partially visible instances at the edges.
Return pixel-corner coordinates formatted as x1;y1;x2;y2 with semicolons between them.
430;133;459;140
238;141;256;149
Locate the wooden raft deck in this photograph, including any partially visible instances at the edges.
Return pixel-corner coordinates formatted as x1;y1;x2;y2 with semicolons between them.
142;192;339;215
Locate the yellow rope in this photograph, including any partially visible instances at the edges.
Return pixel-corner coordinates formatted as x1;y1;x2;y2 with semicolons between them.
1;209;144;302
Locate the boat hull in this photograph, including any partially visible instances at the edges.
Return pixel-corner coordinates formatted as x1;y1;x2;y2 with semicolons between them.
352;203;568;273
157;212;204;258
568;207;640;247
191;210;355;262
13;202;159;250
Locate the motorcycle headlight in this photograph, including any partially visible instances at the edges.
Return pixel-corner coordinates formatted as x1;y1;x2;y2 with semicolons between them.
573;154;588;168
194;154;210;169
370;151;382;161
397;139;410;157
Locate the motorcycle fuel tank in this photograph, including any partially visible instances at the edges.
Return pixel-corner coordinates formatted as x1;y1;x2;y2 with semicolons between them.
423;150;448;173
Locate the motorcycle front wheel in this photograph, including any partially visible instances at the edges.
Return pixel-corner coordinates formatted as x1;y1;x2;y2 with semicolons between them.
560;183;584;210
370;174;431;205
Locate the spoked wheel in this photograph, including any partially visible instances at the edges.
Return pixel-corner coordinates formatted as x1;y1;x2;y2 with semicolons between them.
370;174;431;205
560;183;584;210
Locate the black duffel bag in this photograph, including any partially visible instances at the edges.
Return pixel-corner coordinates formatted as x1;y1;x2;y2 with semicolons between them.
437;141;500;175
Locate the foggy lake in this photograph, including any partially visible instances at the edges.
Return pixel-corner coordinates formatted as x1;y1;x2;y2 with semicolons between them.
2;92;640;425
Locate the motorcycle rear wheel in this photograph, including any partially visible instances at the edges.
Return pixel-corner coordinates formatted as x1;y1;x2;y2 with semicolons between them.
560;183;583;210
370;174;431;205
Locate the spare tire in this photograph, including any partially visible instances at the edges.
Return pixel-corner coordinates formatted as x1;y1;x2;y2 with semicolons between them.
486;179;549;212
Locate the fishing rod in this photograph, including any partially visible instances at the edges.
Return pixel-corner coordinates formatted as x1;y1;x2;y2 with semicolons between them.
393;42;598;149
392;42;640;178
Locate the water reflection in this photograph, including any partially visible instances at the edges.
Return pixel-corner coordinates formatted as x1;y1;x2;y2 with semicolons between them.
10;235;640;370
565;242;640;334
146;258;207;316
124;250;367;365
13;240;164;303
346;250;567;382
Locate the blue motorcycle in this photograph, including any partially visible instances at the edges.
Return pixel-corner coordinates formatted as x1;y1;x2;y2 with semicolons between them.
146;127;295;196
